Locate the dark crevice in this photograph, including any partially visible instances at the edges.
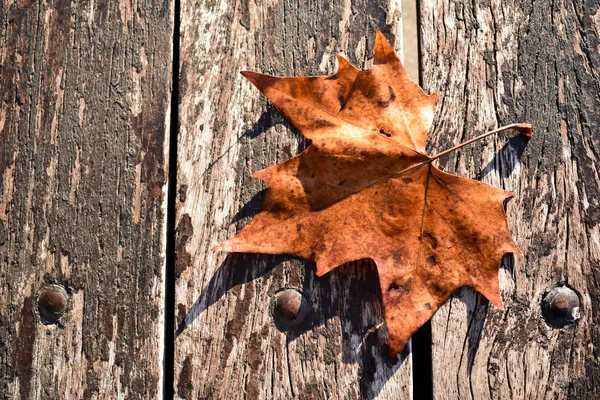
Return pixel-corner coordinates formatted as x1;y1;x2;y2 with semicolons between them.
412;0;434;399
163;0;181;398
416;0;425;87
412;320;433;399
387;281;401;292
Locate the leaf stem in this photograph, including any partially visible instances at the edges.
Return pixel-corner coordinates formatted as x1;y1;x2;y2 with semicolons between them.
429;123;533;162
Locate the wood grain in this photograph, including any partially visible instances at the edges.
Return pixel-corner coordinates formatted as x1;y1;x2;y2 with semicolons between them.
0;1;172;398
174;0;416;398
420;0;600;398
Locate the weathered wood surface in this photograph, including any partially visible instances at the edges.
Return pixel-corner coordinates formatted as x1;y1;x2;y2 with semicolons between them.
174;1;417;398
420;0;600;398
0;1;172;398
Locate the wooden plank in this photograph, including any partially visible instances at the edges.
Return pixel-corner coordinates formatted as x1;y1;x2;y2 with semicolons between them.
174;1;415;398
419;0;600;398
0;0;172;398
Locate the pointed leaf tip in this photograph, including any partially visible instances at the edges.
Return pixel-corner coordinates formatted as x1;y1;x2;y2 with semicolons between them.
335;54;351;70
211;243;222;251
373;31;393;64
493;298;504;311
502;190;515;200
252;168;269;181
240;70;259;85
240;70;277;91
212;241;233;252
513;244;524;256
476;283;504;309
388;339;408;358
240;70;260;81
375;30;387;43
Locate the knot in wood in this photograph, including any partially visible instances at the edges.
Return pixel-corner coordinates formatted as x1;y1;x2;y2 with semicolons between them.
271;288;309;331
37;285;68;324
541;285;580;328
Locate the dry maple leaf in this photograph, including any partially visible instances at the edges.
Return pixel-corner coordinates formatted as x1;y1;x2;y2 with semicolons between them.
214;31;532;356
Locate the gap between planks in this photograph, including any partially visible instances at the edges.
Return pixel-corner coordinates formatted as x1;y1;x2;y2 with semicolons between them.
403;0;434;399
163;0;182;398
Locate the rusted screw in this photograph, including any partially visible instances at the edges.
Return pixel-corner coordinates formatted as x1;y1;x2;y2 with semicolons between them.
541;285;580;328
271;288;310;331
37;285;68;324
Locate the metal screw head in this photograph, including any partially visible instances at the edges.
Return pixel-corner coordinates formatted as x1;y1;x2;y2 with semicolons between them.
541;285;580;328
37;285;68;324
271;288;310;331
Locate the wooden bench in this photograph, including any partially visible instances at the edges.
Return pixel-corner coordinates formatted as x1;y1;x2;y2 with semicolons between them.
1;0;597;398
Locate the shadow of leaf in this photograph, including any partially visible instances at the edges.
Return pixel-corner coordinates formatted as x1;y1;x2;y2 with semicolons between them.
230;189;267;225
198;107;283;180
481;134;530;179
175;253;285;337
176;253;409;398
463;253;516;376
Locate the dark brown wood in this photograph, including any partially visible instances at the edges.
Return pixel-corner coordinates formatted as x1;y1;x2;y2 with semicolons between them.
420;0;600;398
0;0;172;398
6;0;598;397
174;0;416;398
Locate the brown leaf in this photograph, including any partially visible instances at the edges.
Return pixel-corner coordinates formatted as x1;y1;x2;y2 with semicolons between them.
214;31;530;356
